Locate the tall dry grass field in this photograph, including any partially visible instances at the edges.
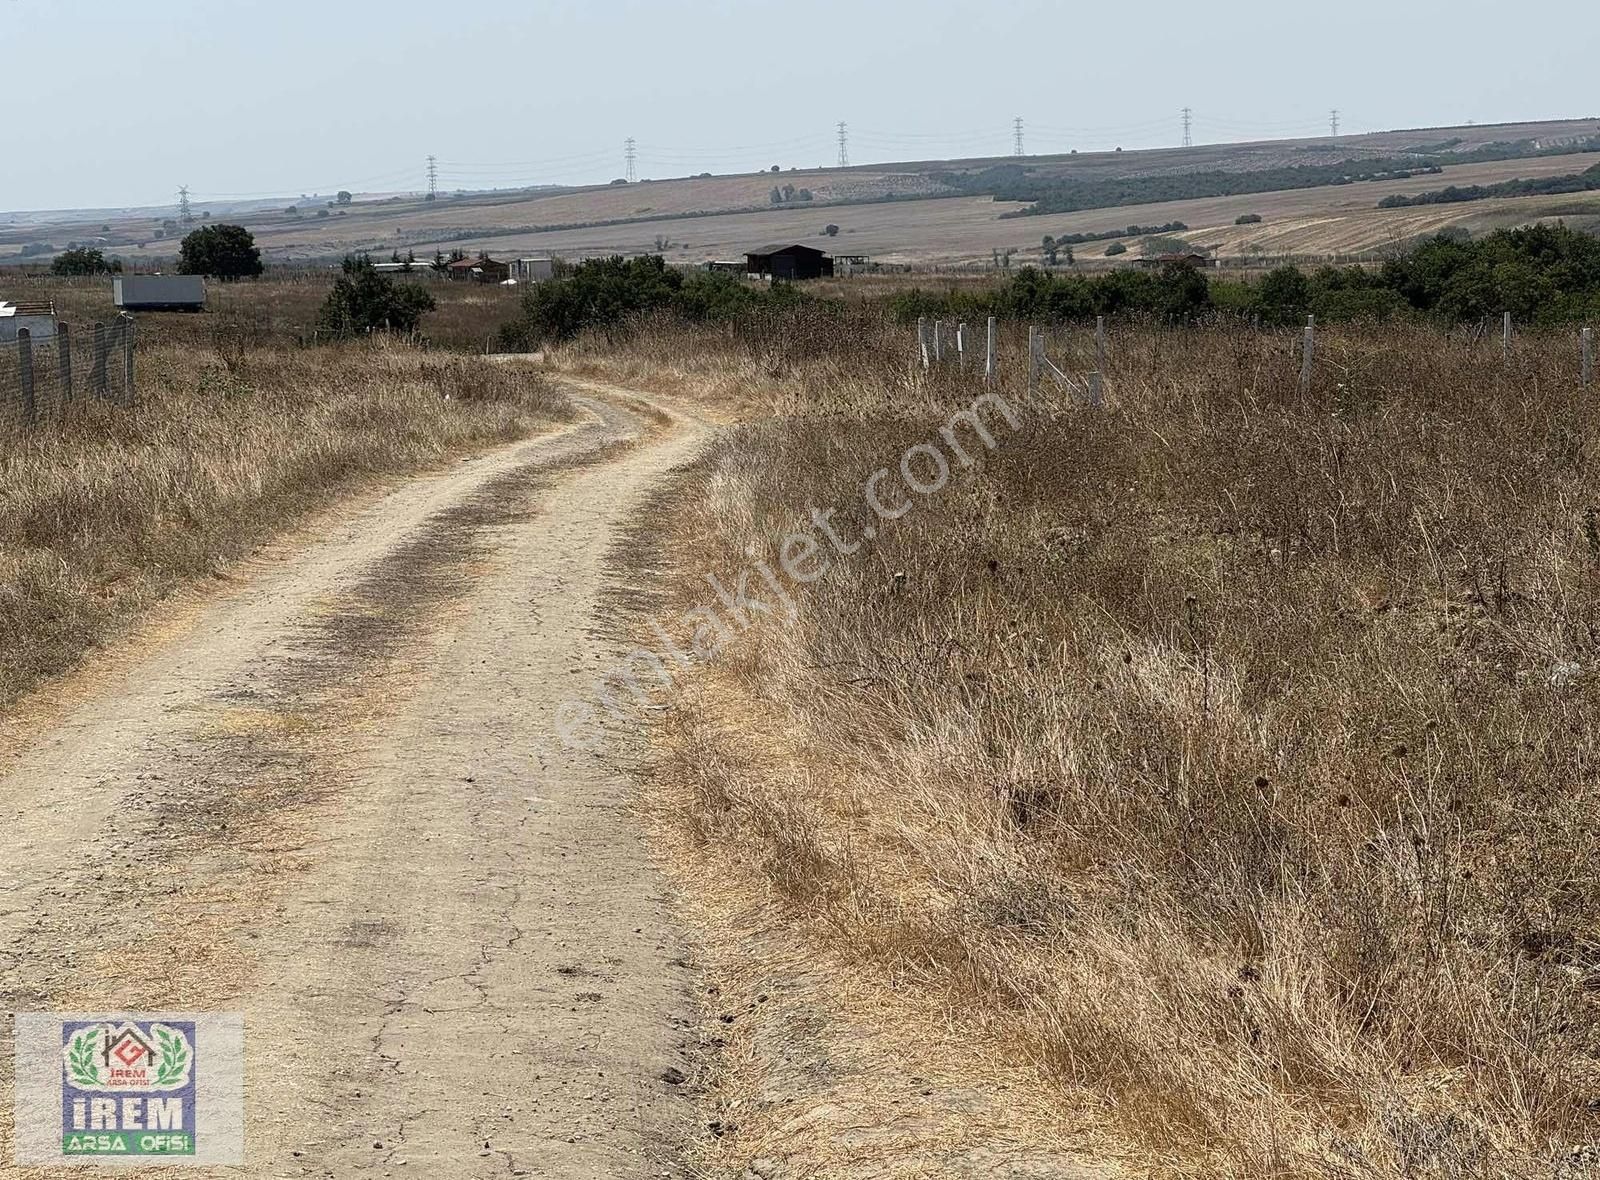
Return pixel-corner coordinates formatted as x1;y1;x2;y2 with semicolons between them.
569;311;1600;1177
0;340;569;707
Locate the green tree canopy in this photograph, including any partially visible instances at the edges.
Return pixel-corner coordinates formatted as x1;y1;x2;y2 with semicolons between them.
52;247;120;276
178;224;263;280
317;255;436;337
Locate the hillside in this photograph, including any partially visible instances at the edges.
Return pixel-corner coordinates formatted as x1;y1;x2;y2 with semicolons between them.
4;116;1598;271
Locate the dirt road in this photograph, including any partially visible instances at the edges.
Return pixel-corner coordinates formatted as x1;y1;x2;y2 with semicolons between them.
0;382;708;1177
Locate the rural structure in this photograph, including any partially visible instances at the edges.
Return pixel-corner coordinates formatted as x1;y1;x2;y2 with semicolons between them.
447;255;510;283
746;243;833;280
112;275;205;311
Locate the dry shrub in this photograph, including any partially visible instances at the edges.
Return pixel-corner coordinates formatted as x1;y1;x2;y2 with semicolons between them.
0;340;570;706
609;318;1600;1176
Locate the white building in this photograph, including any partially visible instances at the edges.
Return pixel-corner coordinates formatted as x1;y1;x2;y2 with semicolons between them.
0;301;58;343
510;257;555;284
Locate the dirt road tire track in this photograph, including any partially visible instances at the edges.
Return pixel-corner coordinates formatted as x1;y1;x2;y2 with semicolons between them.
0;382;710;1178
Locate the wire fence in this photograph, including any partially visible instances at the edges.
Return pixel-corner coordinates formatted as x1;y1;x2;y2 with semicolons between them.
0;314;136;429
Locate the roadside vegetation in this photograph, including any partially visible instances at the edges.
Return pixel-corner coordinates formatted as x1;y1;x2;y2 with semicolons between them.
0;342;569;706
1380;162;1600;208
557;304;1600;1178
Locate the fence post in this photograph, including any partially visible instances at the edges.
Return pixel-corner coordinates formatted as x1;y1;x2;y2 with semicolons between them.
985;316;997;384
934;319;947;365
92;322;108;398
1502;311;1512;363
917;317;929;370
1584;327;1594;389
956;322;967;371
1095;314;1107;372
17;328;35;425
120;313;136;405
1299;314;1315;394
1027;326;1040;398
56;321;73;407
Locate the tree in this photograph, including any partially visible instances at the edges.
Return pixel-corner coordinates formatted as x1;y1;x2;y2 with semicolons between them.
178;224;264;280
823;224;840;237
770;187;784;205
317;255;435;337
1105;242;1128;256
336;190;353;206
1042;235;1059;266
52;247;120;276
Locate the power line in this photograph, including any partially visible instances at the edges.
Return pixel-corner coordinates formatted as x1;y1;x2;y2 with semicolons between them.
426;155;438;201
1013;116;1025;157
1330;108;1341;137
1181;106;1193;148
176;185;193;227
624;137;637;182
837;121;848;167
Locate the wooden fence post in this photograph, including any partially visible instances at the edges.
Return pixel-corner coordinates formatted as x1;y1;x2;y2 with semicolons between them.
120;313;136;405
1027;326;1040;398
1584;326;1594;389
985;317;997;384
17;328;35;424
92;322;108;398
1299;314;1315;394
1502;311;1512;363
932;319;944;365
1095;314;1106;372
57;321;72;406
917;317;929;370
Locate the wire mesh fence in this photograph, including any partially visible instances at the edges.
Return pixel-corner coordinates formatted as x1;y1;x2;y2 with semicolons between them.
0;313;136;430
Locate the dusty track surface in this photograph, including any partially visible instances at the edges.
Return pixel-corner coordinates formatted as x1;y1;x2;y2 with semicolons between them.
0;382;708;1177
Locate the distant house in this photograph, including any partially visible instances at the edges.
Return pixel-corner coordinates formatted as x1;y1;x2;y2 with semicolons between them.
745;243;834;281
114;275;205;311
446;255;510;283
1135;253;1213;270
509;257;554;284
0;300;57;342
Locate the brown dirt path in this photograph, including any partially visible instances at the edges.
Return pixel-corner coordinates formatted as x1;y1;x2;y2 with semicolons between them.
0;381;710;1178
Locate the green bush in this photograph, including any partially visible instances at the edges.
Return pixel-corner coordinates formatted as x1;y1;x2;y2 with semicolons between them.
316;255;435;338
51;248;119;276
1104;242;1128;257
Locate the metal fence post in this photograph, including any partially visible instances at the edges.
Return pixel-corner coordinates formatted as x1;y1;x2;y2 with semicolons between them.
120;313;136;405
57;322;73;407
92;322;109;398
1095;314;1107;372
917;317;929;370
1027;325;1040;398
17;328;35;424
1502;311;1512;363
956;321;967;371
985;316;997;384
1299;314;1315;394
1584;326;1594;389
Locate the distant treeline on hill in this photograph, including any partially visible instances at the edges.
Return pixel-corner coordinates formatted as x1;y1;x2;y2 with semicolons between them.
1049;221;1189;246
944;136;1600;218
1377;162;1600;208
887;224;1600;327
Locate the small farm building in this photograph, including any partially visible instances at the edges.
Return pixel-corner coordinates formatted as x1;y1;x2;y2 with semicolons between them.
0;300;58;342
113;275;206;311
447;256;511;283
510;258;555;283
745;244;833;281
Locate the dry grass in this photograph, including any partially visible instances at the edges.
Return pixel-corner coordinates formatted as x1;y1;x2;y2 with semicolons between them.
571;312;1600;1177
0;340;570;706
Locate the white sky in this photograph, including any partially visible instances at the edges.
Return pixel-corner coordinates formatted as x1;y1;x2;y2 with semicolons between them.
3;0;1596;211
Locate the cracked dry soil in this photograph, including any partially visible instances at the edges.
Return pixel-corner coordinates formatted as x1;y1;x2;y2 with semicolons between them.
0;387;709;1178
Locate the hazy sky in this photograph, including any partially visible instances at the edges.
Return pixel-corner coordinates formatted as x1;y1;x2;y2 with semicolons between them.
4;0;1596;212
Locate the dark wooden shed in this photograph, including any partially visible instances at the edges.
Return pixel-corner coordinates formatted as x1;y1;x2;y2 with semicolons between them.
745;244;834;281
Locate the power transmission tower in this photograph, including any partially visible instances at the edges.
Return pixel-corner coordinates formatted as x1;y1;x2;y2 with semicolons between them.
177;186;193;227
426;155;438;201
1013;117;1025;157
1181;107;1193;148
1330;108;1341;137
837;121;849;167
625;137;637;183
